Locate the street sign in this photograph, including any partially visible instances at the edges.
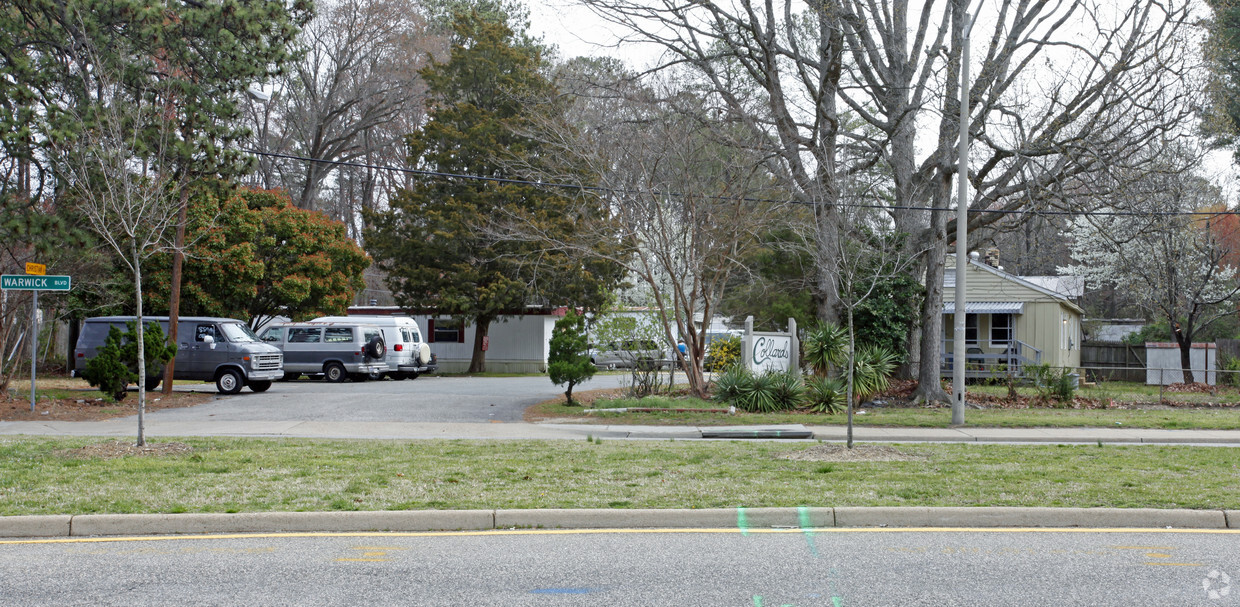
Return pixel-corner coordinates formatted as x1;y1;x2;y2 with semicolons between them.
25;262;45;275
0;274;71;291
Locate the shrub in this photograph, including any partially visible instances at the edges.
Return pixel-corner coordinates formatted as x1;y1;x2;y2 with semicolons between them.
805;375;846;413
769;370;806;409
852;345;898;402
715;367;804;412
81;321;177;401
1221;356;1240;388
803;323;847;375
704;335;741;372
548;310;595;405
713;365;752;403
1028;363;1077;403
739;371;780;413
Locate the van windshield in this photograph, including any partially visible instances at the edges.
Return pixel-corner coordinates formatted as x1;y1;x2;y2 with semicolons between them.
219;323;260;343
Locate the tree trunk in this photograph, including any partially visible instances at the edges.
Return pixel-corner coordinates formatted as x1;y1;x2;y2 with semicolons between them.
913;211;951;405
133;242;147;447
468;316;491;373
162;188;189;396
1175;324;1196;385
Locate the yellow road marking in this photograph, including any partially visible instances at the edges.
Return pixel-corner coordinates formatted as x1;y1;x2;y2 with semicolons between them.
5;527;1240;545
1145;553;1172;558
336;558;388;562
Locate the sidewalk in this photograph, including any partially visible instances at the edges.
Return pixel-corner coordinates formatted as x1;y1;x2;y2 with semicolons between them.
3;418;1240;444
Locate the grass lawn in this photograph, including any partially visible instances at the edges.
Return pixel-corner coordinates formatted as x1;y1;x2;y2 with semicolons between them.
529;379;1240;430
1;436;1238;515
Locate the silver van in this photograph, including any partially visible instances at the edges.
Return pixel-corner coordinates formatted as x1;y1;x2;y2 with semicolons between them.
259;322;387;382
75;316;284;395
312;315;436;380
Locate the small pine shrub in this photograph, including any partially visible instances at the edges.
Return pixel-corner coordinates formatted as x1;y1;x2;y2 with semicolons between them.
548;310;595;405
81;321;177;401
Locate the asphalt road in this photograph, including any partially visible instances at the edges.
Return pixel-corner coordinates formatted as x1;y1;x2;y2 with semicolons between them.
2;528;1237;606
149;373;631;424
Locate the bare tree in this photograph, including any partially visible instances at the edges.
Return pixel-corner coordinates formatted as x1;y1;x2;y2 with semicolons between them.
52;83;185;447
242;0;444;219
579;0;1202;404
577;0;850;325
506;67;782;398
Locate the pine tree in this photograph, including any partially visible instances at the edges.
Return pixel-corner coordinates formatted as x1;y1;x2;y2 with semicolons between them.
548;310;594;406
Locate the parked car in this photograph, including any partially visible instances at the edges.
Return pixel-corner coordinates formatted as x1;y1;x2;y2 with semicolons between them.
74;316;284;395
589;339;668;370
259;322;387;382
312;315;436;380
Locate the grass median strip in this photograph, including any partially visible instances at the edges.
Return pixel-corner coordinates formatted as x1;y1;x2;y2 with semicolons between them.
1;437;1238;515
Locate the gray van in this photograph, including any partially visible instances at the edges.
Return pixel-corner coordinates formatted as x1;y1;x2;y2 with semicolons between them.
75;316;285;395
258;322;387;382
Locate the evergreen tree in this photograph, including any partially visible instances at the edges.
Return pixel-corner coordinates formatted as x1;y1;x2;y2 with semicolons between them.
365;9;622;372
547;310;594;405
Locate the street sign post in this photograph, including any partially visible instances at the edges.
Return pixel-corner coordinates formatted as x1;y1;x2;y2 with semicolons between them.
1;273;72;412
1;274;71;290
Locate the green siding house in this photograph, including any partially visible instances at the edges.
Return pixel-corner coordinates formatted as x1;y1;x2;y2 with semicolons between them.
942;254;1084;378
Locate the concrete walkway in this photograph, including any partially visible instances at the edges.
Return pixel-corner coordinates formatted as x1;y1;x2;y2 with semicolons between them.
3;418;1240;444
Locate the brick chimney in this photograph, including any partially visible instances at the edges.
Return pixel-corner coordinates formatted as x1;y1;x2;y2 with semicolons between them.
984;247;1000;268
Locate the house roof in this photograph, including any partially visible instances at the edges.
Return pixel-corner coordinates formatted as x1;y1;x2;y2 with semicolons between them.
945;257;1085;315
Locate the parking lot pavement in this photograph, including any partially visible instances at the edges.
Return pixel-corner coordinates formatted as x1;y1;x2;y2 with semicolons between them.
139;373;632;424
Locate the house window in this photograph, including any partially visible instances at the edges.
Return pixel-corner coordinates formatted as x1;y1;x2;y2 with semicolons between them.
965;314;978;345
431;319;464;343
991;314;1012;346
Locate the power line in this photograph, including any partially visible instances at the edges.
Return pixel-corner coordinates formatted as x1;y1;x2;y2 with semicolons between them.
246;148;1239;219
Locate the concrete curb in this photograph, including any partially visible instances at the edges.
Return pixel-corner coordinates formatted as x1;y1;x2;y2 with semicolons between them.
3;507;1239;539
69;510;495;537
833;507;1228;529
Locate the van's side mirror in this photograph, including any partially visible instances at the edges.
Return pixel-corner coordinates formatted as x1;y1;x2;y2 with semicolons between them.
202;334;215;347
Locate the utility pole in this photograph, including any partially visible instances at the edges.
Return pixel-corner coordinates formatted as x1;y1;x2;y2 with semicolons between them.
952;4;976;427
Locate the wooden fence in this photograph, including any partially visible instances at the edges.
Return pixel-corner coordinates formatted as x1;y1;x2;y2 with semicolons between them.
1080;342;1146;383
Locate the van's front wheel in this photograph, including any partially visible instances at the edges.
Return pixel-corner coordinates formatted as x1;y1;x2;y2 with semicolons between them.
216;369;244;395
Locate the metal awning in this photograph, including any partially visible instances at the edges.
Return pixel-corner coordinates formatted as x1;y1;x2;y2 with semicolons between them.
941;301;1025;315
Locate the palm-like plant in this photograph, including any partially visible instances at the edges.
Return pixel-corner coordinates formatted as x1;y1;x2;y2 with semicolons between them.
850;345;898;402
802;322;848;375
805;375;846;413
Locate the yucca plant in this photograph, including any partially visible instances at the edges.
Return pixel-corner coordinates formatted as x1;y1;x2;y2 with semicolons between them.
713;365;753;404
768;370;806;410
803;322;848;375
737;371;780;412
804;375;846;413
850;345;898;402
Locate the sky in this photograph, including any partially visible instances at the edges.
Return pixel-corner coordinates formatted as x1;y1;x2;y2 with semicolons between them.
521;0;1239;201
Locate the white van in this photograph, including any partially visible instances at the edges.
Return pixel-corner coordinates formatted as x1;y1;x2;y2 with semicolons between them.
259;322;387;382
312;315;436;380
